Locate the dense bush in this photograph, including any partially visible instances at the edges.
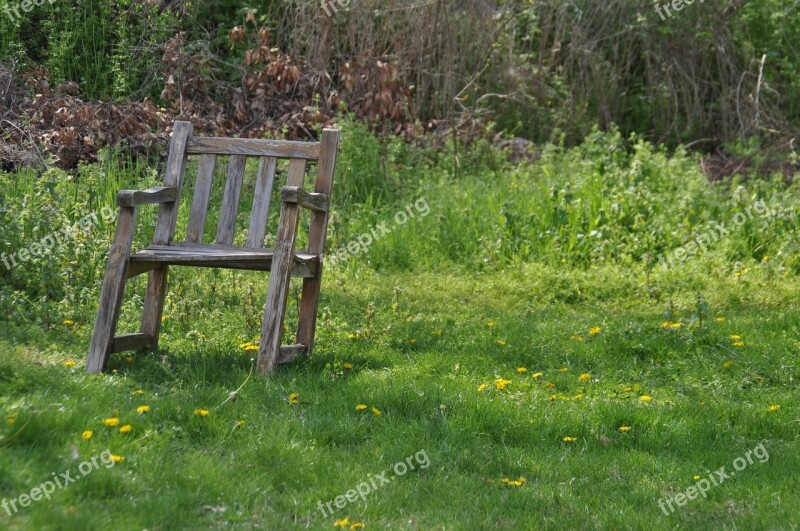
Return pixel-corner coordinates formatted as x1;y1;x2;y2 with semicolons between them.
1;1;798;146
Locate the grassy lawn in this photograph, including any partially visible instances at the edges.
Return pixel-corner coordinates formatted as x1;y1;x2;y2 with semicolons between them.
2;126;799;529
2;264;799;529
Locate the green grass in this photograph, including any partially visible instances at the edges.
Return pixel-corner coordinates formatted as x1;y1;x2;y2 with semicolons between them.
1;126;800;529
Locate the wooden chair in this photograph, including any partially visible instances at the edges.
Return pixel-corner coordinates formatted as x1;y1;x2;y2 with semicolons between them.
86;121;340;374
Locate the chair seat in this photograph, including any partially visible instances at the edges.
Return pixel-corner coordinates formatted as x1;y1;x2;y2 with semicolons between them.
128;243;319;277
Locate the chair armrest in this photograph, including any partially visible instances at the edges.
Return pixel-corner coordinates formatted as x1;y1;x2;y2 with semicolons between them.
281;186;328;212
117;187;178;207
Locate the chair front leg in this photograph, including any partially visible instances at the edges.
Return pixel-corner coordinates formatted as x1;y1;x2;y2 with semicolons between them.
87;206;138;374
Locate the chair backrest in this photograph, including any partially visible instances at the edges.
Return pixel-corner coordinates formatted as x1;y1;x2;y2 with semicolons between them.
152;121;340;253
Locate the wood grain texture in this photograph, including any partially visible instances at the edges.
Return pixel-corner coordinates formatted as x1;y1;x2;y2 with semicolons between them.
117;186;177;207
153;121;192;245
86;206;138;373
187;137;320;159
247;156;277;248
257;158;307;374
297;129;340;352
281;185;328;212
129;243;319;277
186;154;217;243
215;155;247;245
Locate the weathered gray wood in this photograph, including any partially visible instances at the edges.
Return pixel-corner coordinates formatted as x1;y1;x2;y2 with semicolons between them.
278;344;309;365
187;137;320;159
87;206;138;374
153;121;192;245
247;157;277;248
129;243;319;277
186;154;216;243
117;187;177;207
141;121;192;352
216;155;247;245
258;158;307;374
297;129;340;353
111;333;152;354
281;186;329;212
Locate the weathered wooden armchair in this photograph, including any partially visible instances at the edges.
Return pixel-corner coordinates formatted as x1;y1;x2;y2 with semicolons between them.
86;121;340;374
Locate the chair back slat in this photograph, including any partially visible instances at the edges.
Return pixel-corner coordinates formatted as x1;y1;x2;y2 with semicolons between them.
185;154;217;243
247;156;278;248
215;155;247;245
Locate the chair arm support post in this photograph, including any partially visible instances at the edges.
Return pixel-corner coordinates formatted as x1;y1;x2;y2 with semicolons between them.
117;187;178;207
280;186;328;212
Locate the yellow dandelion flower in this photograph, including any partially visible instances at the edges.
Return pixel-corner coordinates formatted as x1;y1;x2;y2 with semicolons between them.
501;476;526;487
64;360;76;368
136;405;150;414
722;360;734;369
517;367;527;374
768;405;780;412
532;372;543;378
730;335;742;340
432;329;442;337
640;395;652;403
194;408;209;417
544;382;555;389
487;320;496;327
559;367;569;373
618;426;631;432
333;518;350;528
476;383;488;393
111;454;124;463
588;326;602;336
347;332;360;340
579;373;590;381
563;436;577;443
82;430;93;440
497;339;506;346
235;420;246;429
343;363;353;370
103;417;120;427
350;523;365;530
715;317;726;323
355;404;368;411
494;378;512;391
371;406;382;416
289;393;299;405
63;319;74;325
732;341;744;347
693;475;701;481
119;424;133;434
